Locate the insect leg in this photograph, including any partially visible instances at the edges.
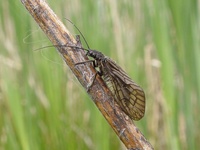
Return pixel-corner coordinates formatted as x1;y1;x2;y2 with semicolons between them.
86;70;103;92
74;60;94;66
74;60;97;91
86;60;103;91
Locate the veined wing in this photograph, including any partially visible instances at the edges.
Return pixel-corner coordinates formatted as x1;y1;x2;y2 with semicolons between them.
103;58;145;120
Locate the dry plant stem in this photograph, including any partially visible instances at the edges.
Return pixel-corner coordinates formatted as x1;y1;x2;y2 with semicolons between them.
21;0;154;149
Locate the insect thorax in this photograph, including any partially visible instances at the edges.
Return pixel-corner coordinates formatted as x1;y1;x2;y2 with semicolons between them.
87;49;105;61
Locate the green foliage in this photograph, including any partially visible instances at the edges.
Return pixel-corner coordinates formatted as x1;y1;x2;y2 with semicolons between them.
0;0;199;150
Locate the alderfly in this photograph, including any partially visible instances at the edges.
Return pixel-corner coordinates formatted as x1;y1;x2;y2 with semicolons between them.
66;20;145;120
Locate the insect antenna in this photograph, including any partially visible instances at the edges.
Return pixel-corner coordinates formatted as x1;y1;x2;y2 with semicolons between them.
33;44;63;51
34;19;90;52
33;43;91;55
65;18;91;50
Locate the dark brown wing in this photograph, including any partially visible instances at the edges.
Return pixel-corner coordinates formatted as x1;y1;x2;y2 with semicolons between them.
102;58;145;120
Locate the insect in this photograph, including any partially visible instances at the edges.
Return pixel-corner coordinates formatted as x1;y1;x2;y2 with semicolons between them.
67;20;145;121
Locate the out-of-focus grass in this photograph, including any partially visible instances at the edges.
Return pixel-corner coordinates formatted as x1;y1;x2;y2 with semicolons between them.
0;0;199;150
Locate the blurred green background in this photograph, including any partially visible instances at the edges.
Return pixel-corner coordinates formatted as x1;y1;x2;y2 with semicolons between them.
0;0;199;150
